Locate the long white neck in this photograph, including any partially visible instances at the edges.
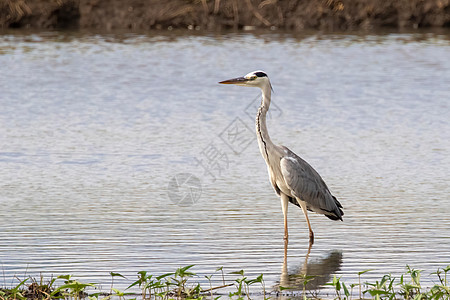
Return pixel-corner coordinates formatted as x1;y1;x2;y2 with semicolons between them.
255;83;275;164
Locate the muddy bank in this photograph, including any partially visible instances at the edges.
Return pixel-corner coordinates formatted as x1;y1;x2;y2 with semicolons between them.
1;0;450;31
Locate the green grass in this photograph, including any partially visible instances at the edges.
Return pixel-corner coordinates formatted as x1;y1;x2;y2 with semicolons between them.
0;265;449;299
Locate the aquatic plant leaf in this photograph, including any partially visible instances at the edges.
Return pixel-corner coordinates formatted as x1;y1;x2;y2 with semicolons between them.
230;270;245;276
366;289;390;296
358;269;374;276
331;275;341;290
279;285;294;291
137;271;147;277
380;274;392;288
126;280;141;290
156;272;174;280
51;280;96;296
111;287;134;296
245;274;264;286
175;265;196;277
12;277;29;290
342;282;350;297
55;274;73;285
110;272;126;279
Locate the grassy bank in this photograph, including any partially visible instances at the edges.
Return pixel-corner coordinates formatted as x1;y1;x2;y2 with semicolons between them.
1;0;450;31
1;264;449;299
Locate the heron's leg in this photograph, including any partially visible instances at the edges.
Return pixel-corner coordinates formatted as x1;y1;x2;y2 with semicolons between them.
280;194;289;242
298;201;314;244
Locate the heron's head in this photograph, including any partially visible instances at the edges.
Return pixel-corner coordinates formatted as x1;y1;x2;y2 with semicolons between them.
219;70;271;90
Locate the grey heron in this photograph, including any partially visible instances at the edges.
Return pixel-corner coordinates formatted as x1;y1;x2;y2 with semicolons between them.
219;70;343;244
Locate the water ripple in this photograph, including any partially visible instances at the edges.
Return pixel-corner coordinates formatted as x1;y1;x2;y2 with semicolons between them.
0;31;449;295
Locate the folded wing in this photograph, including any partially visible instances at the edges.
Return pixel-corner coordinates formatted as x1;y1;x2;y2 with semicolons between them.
280;148;343;221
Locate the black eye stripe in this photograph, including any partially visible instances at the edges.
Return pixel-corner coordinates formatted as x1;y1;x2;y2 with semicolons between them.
254;71;267;77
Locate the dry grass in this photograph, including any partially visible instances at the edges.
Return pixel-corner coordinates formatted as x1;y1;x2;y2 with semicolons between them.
1;0;449;30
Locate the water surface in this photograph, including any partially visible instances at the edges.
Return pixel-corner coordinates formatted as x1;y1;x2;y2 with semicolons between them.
0;30;449;296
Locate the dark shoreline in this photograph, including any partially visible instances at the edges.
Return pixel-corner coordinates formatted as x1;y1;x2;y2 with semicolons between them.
1;0;450;32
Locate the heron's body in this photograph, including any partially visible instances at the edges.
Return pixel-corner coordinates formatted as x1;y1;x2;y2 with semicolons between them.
220;71;343;244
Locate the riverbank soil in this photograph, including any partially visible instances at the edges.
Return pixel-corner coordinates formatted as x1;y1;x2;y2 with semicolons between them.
1;0;450;30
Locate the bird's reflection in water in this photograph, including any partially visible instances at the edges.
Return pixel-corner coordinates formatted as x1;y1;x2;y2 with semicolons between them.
277;243;343;292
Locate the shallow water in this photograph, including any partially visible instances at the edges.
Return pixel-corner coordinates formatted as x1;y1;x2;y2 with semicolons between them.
0;30;449;296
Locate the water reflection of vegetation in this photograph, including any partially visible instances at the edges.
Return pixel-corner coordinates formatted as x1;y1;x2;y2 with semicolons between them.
1;264;449;299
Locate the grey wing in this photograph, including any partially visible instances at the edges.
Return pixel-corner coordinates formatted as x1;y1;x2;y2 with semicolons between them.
280;150;343;221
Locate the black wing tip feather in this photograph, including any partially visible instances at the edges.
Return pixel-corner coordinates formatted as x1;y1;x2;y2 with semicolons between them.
326;195;344;221
325;209;344;221
288;195;344;221
333;195;344;209
326;214;342;221
324;207;344;221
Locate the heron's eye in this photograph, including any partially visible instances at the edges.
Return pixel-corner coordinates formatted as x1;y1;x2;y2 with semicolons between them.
250;76;257;80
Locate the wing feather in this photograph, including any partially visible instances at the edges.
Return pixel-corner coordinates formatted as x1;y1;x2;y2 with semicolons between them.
280;149;343;221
